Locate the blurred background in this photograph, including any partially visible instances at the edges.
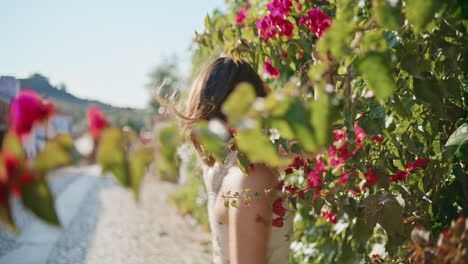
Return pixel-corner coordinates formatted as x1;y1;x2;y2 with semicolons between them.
0;1;225;263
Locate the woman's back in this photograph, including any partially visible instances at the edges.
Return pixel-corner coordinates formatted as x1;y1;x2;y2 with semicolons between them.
203;151;293;264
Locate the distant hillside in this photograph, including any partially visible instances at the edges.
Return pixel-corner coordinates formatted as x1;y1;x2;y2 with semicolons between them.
19;74;136;112
18;73;148;133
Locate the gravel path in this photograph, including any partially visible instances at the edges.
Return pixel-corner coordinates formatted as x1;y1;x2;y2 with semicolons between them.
0;167;211;264
84;176;212;264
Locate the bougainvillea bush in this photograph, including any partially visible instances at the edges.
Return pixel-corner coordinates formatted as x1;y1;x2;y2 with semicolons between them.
189;0;467;262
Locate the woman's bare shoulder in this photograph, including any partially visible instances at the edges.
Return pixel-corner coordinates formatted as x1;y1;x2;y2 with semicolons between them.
222;163;278;196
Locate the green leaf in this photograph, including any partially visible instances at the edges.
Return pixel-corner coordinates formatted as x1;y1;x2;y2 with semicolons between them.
372;0;404;31
193;121;228;164
236;129;289;167
22;180;60;226
222;82;256;124
129;149;152;200
405;0;441;32
286;100;318;152
2;132;24;160
310;93;338;147
237;151;251;175
356;52;396;100
33;141;70;174
444;123;468;159
97;128;130;187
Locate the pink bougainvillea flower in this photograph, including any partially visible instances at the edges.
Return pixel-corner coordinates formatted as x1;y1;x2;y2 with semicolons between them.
272;198;287;217
333;129;347;142
413;158;429;169
327;145;337;156
9;90;55;137
272;216;284;227
87;106;108;140
371;135;383;145
255;16;277;42
338;172;350;185
307;171;322;187
353;123;367;153
389;170;409;183
363;168;379;186
263;60;280;78
235;7;249;25
321;210;338;224
277;19;294;37
305;7;331;38
314;158;327;172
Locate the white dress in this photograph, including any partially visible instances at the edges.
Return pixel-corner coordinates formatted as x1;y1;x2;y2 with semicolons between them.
203;151;293;264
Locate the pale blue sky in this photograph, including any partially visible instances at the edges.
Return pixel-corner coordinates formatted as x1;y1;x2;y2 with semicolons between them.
0;0;225;108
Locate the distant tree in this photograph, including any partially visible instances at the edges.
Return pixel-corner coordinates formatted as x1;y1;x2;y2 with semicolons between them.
146;55;183;114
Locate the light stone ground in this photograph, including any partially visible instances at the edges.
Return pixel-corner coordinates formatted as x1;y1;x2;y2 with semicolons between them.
84;176;212;264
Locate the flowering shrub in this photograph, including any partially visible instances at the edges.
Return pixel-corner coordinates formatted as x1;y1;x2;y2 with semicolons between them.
191;0;467;262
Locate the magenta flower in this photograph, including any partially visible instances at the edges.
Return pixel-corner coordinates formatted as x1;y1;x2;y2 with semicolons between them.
333;129;347;142
280;50;288;58
255;16;277;42
263;60;280;78
235;7;248;25
307;171;322;187
300;7;331;38
277;19;294;37
87;106;108;140
9;89;55;137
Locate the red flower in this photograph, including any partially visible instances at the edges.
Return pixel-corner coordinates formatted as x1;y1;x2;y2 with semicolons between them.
297;51;304;59
272;198;287;217
87;106;108;140
263;60;280;78
338;172;350;185
11;171;35;197
300;7;331;38
2;151;20;179
285;184;298;195
405;162;415;172
280;50;288;58
389;170;409;183
321;210;337;224
284;167;293;175
364;168;379;186
230;127;237;137
272;216;284;227
276;180;285;190
9;90;55;137
371;135;383;145
414;158;429;169
353;124;367;153
235;7;249;25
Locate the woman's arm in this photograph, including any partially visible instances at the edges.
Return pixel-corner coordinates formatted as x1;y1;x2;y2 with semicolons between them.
228;164;277;264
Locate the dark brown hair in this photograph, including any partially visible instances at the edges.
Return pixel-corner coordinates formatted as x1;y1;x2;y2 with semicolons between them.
158;57;269;166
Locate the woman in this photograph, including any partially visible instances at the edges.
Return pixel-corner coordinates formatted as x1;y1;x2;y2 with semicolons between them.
160;57;293;264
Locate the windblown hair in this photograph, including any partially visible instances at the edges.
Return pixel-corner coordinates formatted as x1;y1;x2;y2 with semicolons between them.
157;57;269;166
